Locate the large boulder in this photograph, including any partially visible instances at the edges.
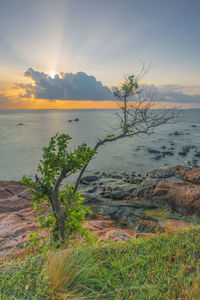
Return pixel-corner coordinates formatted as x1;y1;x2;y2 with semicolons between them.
152;180;200;216
172;166;200;184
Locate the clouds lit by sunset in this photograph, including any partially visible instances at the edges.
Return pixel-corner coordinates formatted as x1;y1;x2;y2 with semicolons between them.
0;0;200;109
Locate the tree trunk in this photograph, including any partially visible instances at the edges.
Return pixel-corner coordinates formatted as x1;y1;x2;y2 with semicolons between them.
50;192;66;241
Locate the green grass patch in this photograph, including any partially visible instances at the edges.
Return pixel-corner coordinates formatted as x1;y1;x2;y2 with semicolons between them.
1;227;200;299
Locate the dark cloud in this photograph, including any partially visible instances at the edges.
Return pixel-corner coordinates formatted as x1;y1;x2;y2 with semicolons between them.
18;69;200;104
19;68;114;101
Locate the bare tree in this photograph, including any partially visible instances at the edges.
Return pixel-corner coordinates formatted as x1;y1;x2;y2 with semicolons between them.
74;67;176;193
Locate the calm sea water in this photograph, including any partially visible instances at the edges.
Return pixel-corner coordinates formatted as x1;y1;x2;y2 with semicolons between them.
0;109;200;181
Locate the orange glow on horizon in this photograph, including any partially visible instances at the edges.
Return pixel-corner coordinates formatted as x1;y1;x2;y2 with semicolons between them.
0;98;197;110
0;84;199;109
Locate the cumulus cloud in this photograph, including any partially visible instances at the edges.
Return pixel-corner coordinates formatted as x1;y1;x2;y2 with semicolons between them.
17;68;200;104
19;68;114;101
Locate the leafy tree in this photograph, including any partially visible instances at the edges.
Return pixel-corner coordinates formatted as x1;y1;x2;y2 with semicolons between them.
22;133;96;242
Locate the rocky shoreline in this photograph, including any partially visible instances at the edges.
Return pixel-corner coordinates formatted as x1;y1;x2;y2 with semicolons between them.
0;165;200;256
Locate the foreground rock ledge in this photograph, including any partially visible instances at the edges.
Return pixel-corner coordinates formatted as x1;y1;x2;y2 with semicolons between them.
0;165;200;256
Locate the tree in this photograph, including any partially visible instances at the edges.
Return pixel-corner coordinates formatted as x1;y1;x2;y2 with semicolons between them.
22;134;96;242
74;67;176;193
22;68;175;243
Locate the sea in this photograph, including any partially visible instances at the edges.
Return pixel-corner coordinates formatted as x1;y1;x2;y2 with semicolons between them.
0;109;200;181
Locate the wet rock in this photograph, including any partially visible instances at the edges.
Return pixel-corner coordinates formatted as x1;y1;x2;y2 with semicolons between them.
162;151;174;156
178;145;191;156
146;168;174;179
195;152;200;157
169;131;183;136
111;174;123;179
191;125;197;128
80;175;99;183
147;148;161;154
185;159;199;168
74;118;79;121
109;190;125;200
86;186;98;193
152;154;163;160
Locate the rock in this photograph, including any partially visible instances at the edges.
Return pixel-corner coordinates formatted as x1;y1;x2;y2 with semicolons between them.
195;152;200;157
152;180;200;216
104;229;135;241
173;165;200;184
178;145;191;156
84;215;136;241
129;176;143;184
152;154;163;160
161;146;166;149
86;186;98;193
0;181;47;256
68;120;72;122
169;131;183;136
109;190;125;200
185;160;199;168
17;123;24;126
132;217;162;233
80;175;99;183
191;125;197;128
74;118;79;121
111;174;123;179
162;219;191;231
147;148;161;154
162;151;174;156
146;168;174;179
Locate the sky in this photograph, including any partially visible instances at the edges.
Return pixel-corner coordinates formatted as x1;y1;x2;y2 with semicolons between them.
0;0;200;109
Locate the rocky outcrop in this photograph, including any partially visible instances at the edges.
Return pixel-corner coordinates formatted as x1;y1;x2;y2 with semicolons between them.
82;166;200;231
152;180;200;216
84;215;137;241
0;165;199;256
0;181;43;256
172;165;200;184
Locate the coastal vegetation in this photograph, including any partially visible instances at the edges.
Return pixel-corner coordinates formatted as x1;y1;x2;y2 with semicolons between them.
1;227;200;299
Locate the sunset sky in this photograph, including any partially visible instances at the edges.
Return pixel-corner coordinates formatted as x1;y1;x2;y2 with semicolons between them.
0;0;200;109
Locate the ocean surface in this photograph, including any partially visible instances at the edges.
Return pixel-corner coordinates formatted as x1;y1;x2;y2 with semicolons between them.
0;109;200;181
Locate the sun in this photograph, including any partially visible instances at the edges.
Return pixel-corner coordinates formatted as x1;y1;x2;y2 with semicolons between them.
48;70;57;78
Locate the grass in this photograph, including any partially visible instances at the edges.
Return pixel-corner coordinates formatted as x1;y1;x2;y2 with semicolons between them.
1;227;200;299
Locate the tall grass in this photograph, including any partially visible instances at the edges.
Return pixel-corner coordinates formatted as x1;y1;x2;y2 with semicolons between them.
1;227;200;299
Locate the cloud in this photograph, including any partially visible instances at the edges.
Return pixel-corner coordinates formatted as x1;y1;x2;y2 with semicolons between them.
0;93;15;107
19;68;114;101
142;84;200;104
17;68;200;105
